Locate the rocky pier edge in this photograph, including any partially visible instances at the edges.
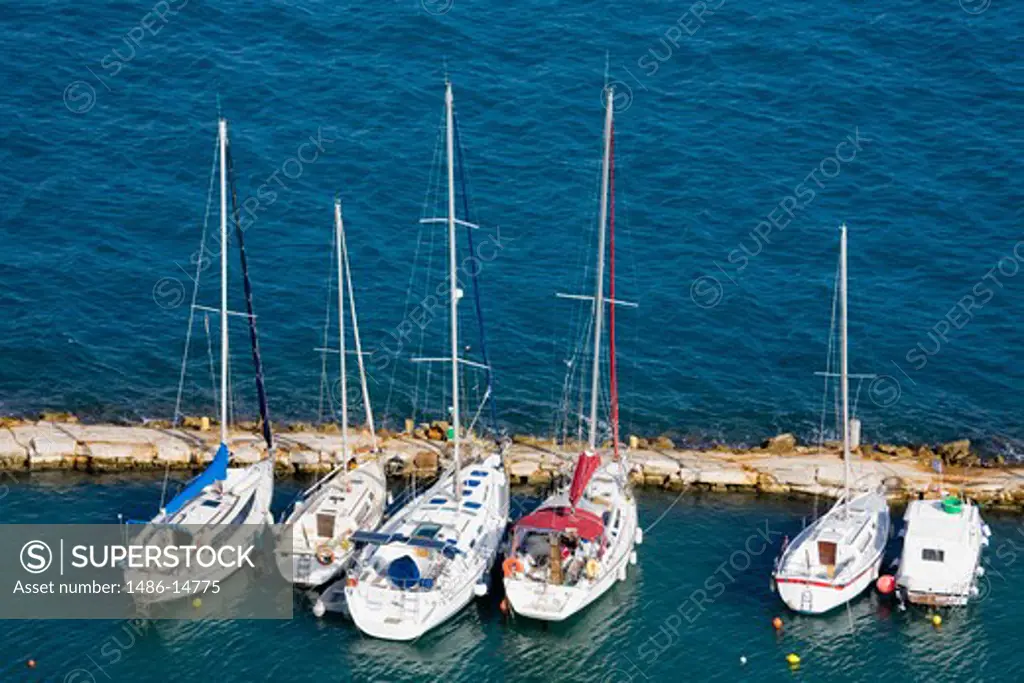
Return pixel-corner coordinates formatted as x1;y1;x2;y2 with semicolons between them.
2;414;1023;512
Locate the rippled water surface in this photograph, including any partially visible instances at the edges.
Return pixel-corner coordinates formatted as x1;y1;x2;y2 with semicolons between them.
1;477;1021;682
1;1;1022;454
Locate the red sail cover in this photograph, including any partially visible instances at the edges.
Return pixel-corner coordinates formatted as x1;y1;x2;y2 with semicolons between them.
516;507;605;541
569;452;601;506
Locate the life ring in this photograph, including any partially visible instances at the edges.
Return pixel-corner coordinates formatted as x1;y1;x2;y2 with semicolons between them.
503;557;525;577
315;545;335;566
585;558;600;580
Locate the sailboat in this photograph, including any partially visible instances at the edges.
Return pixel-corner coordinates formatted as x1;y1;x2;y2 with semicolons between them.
342;81;509;641
125;119;275;602
772;224;890;614
502;86;640;622
276;199;387;588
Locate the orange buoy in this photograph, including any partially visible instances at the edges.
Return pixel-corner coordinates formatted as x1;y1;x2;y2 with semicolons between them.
876;574;896;595
26;660;36;669
499;598;510;615
772;616;783;631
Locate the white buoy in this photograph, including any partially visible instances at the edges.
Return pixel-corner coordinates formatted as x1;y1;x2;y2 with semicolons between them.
312;600;326;618
635;528;644;545
630;551;638;566
740;656;747;665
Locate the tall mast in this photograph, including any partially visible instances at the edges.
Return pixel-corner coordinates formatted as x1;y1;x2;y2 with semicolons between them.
218;119;229;446
339;202;377;451
334;200;349;463
587;87;614;451
446;81;462;499
840;223;850;513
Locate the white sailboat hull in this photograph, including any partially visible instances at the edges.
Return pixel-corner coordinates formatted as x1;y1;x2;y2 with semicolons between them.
775;553;882;615
504;461;638;622
276;460;386;587
345;454;508;641
126;458;274;604
773;491;889;615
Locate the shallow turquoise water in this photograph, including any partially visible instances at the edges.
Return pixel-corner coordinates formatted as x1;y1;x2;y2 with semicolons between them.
1;1;1023;453
0;476;1020;682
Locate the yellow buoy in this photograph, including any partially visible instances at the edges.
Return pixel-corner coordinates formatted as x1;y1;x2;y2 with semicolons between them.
931;614;942;627
192;597;202;609
786;653;801;666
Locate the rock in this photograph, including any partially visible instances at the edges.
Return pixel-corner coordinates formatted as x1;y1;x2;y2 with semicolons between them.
181;416;212;431
0;428;28;468
39;411;78;424
413;450;439;474
938;439;972;466
652;436;675;450
876;444;914;458
316;422;340;434
0;416;26;428
431;421;451;440
287;422;314;433
426;427;444;441
763;433;797;454
527;469;553;486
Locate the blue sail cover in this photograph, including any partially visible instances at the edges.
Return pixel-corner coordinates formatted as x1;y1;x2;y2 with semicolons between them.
163;443;229;515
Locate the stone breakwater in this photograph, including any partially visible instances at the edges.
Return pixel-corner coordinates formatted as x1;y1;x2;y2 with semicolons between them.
2;416;1023;512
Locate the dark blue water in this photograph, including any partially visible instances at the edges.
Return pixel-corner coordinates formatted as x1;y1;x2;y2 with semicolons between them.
1;477;1021;682
2;0;1023;453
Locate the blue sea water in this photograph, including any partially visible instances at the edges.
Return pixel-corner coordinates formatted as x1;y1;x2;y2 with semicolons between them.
1;1;1023;453
3;4;1024;679
1;476;1022;682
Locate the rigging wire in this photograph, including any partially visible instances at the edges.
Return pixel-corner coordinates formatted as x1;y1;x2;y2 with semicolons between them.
172;129;219;426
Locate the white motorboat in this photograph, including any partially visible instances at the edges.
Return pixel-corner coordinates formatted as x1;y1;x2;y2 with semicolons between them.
342;80;509;641
896;495;990;606
276;199;386;587
503;85;640;622
126;119;275;603
771;224;891;614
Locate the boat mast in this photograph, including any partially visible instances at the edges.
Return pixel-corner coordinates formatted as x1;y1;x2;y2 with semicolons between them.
587;87;614;451
446;80;462;499
840;223;850;514
338;202;377;452
218;119;229;446
334;200;349;463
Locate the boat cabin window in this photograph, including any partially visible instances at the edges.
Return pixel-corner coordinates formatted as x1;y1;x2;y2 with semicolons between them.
922;548;945;562
411;523;442;540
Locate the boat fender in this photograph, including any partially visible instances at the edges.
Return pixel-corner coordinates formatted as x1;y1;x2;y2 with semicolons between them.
340;537;353;552
503;557;525;578
635;528;643;545
315;545;335;566
474;581;488;598
976;566;985;577
617;565;627;582
630;551;637;566
312;600;326;618
585;558;600;580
